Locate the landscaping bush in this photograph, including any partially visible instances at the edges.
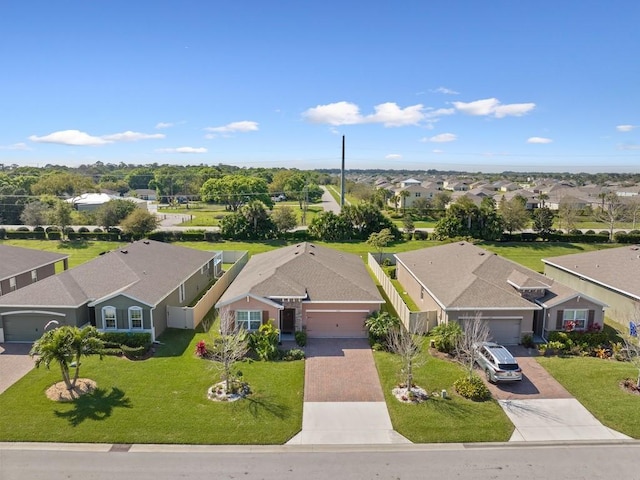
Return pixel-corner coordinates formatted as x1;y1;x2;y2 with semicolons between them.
365;311;400;348
294;330;307;347
47;231;62;240
16;226;30;231
121;344;148;360
614;232;640;244
548;330;608;349
248;323;280;361
78;226;90;233
0;227;5;239
585;230;596;235
204;231;222;242
102;347;124;356
430;322;462;354
413;230;428;240
93;227;103;233
279;348;305;361
454;375;491;401
521;334;535;348
100;331;152;349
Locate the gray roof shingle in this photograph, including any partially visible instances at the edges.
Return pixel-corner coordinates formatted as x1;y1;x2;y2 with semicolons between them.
0;245;68;281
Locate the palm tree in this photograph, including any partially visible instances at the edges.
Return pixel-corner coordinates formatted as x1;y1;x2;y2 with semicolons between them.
538;193;549;208
399;190;411;214
241;200;268;229
30;326;104;391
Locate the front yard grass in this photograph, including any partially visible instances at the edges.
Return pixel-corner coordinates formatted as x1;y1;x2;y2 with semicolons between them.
374;349;513;443
0;329;304;444
537;355;640;438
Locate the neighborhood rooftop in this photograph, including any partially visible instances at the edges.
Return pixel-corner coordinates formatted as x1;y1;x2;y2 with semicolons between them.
0;245;68;281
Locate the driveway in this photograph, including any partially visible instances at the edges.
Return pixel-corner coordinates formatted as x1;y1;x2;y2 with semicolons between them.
485;346;630;442
0;344;34;394
287;338;409;445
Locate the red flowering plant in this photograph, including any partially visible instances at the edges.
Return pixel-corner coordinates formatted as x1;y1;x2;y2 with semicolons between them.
195;340;208;358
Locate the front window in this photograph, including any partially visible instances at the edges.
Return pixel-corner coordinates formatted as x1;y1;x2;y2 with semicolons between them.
31;270;38;283
102;306;117;330
563;309;587;331
415;192;421;197
9;277;16;291
236;310;262;331
179;283;186;303
129;307;143;329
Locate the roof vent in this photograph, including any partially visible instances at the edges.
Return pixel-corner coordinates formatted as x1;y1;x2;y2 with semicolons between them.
143;240;150;245
121;250;128;254
99;251;107;256
309;251;315;256
479;252;485;256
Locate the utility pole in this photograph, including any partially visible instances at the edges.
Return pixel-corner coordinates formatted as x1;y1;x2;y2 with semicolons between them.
340;135;345;208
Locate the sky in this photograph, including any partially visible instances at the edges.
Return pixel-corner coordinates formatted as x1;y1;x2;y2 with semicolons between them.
1;1;639;173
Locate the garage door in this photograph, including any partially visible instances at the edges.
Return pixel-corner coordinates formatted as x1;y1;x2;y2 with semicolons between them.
305;311;368;338
2;315;54;342
487;318;522;345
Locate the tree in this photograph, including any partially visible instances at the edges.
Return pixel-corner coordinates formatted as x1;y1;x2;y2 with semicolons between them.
431;191;452;210
341;203;399;240
399;190;411;214
125;167;155;190
402;215;415;236
498;195;530;234
365;311;400;348
386;324;426;393
20;201;50;227
532;207;555;238
594;192;626;241
455;313;490;381
367;228;395;262
626;196;640;230
200;175;272;211
538;193;549;208
49;200;73;239
210;308;250;395
307;211;353;241
120;209;160;237
239;201;275;239
31;172;96;197
94;199;137;229
412;198;431;218
558;196;580;232
30;326;104;392
271;205;297;235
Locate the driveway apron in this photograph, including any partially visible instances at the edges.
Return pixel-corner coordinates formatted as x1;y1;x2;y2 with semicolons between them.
0;343;34;395
490;346;630;442
287;338;409;445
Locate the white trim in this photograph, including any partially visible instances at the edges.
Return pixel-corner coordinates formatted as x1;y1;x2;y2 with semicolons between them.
178;283;186;303
216;293;284;310
506;279;550;290
88;281;151;307
447;306;541;311
128;306;144;330
305;309;371;313
150;308;156;342
458;315;523;320
235;310;262;331
302;301;383;304
537;292;608;309
267;295;307;300
101;306;117;330
0;310;66;318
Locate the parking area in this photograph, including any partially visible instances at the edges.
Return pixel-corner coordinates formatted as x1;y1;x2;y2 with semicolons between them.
0;343;34;394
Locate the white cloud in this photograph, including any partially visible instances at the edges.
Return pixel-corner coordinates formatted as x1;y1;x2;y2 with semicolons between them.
618;143;640;151
453;98;535;118
302;101;425;127
432;87;459;95
432;149;444;154
527;136;553;144
29;130;110;146
155;122;174;129
156;147;208;154
428;133;457;143
205;121;259;138
424;107;455;119
29;129;165;146
102;131;165;142
616;124;637;132
0;142;31;151
385;154;402;160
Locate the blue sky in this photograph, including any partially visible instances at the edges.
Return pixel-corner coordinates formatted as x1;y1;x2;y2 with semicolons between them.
1;0;638;173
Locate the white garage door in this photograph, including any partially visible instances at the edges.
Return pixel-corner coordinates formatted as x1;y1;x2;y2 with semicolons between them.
487;318;522;345
305;311;368;338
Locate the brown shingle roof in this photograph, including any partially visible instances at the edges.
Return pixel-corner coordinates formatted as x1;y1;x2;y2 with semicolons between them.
0;245;68;281
0;240;217;307
217;243;383;306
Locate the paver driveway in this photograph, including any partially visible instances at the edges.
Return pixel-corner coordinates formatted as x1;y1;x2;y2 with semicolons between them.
0;344;34;394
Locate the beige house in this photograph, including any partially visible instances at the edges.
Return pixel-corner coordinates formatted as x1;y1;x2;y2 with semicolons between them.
543;246;640;323
395;242;606;344
216;243;384;339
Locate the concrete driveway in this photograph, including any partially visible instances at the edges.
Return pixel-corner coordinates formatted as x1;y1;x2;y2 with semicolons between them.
0;344;34;394
287;338;409;445
486;346;630;442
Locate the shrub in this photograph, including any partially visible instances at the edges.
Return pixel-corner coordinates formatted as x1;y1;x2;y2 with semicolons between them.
248;323;280;361
121;344;148;360
585;230;596;235
195;340;208;357
548;330;608;349
78;226;90;233
93;228;103;233
365;311;400;348
16;226;30;232
294;330;307;347
413;230;428;240
100;331;152;349
521;334;535;348
102;347;124;356
279;348;305;361
47;231;62;240
430;322;462;354
0;228;5;239
34;226;45;232
454;375;491;401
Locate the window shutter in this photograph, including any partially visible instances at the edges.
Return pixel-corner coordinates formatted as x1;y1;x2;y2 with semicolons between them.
556;310;564;330
588;310;595;328
262;310;269;325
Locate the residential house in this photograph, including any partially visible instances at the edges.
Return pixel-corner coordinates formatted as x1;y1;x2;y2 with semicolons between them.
215;243;384;339
66;193;148;212
389;184;436;209
133;189;158;201
395;242;606;344
0;245;68;297
543;246;640;323
0;240;222;343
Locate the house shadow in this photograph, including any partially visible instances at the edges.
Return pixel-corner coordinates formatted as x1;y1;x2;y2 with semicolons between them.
242;393;291;420
492;374;541;396
304;338;371;358
54;387;131;426
153;329;196;357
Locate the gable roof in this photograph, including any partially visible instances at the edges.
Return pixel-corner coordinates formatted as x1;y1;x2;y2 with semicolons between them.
0;245;68;282
543;246;640;300
395;242;595;311
0;240;217;308
217;243;383;307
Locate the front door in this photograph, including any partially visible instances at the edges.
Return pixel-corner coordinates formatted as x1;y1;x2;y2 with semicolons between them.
281;309;295;334
533;310;543;336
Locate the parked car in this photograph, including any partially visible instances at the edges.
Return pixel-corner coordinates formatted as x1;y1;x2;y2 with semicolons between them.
473;342;522;383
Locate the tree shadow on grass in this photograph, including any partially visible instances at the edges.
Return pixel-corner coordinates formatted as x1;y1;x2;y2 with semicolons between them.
54;387;131;427
242;393;292;420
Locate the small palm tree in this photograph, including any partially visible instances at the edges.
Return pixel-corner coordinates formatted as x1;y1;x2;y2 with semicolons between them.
399;190;411;214
30;326;104;391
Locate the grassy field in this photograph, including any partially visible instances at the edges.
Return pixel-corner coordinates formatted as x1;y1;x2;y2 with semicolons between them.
374;349;513;443
537;355;640;438
0;329;304;444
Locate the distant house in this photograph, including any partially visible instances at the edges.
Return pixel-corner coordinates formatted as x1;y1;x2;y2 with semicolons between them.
0;245;68;298
389;184;437;209
66;193;148;212
216;243;384;339
395;242;606;344
0;241;222;343
543;246;640;323
133;189;157;201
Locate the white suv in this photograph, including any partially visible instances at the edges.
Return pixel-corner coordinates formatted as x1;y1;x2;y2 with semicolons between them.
474;342;522;383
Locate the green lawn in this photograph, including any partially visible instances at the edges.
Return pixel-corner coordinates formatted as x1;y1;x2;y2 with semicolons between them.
0;329;304;444
537;356;640;438
374;349;513;442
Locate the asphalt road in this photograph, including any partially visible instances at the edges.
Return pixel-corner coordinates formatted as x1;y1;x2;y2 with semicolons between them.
1;443;638;479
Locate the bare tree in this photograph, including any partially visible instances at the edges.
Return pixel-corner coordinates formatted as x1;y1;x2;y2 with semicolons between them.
387;324;426;391
619;305;640;388
558;196;580;232
594;192;625;241
625;196;640;230
208;307;250;394
455;313;490;381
